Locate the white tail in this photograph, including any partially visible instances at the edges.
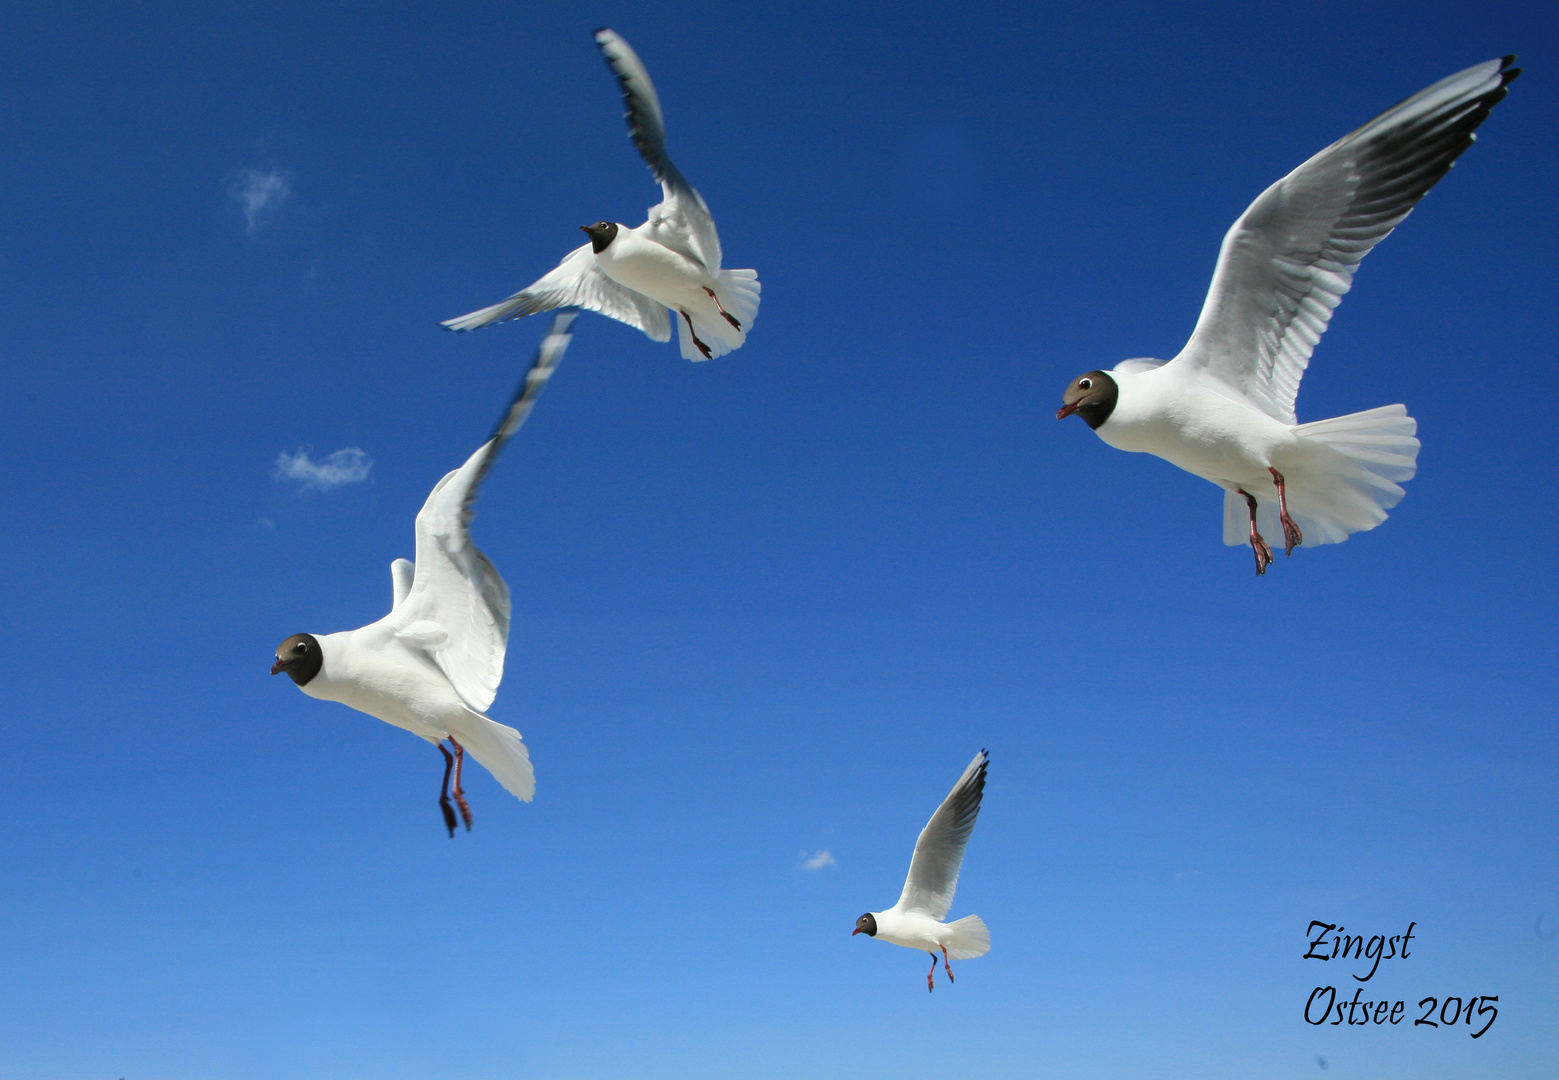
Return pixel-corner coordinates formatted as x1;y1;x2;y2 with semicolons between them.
1224;404;1420;547
945;914;990;960
677;268;761;361
451;708;535;802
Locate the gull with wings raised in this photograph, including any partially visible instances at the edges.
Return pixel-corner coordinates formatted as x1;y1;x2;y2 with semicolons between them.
442;29;759;361
1058;57;1519;573
271;314;574;835
853;751;990;992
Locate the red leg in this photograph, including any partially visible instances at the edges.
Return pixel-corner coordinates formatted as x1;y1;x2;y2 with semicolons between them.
941;944;955;983
437;743;458;838
1269;467;1303;556
1239;489;1273;576
681;311;713;358
702;286;742;330
926;952;937;993
449;736;472;832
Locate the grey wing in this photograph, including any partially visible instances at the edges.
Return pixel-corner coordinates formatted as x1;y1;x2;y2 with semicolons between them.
594;27;723;271
1174;56;1519;425
441;242;672;341
896;750;988;919
391;315;576;712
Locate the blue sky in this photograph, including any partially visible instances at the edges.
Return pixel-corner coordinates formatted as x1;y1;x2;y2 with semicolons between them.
2;1;1556;1077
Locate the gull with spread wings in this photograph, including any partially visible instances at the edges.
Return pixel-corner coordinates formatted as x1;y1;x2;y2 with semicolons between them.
271;314;574;835
853;751;991;992
442;29;759;361
1057;58;1519;573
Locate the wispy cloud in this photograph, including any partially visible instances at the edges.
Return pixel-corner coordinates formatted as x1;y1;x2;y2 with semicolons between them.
231;168;293;233
799;849;837;871
274;447;373;493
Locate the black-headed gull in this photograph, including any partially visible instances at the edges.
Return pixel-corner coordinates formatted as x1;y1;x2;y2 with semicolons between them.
853;750;990;992
271;314;574;835
442;29;760;362
1058;57;1519;574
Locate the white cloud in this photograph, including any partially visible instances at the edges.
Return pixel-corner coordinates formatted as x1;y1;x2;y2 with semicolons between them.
231;168;293;233
274;447;373;493
799;849;837;871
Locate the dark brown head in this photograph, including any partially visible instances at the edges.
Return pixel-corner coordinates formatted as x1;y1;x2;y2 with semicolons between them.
1056;370;1118;429
852;912;878;937
271;633;322;686
580;221;619;254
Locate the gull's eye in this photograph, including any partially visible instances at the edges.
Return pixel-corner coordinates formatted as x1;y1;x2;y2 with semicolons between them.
1079;378;1093;390
295;642;308;653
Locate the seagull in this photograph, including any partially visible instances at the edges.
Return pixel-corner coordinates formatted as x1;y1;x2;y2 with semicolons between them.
442;28;760;362
853;750;991;992
1057;57;1519;574
271;313;575;836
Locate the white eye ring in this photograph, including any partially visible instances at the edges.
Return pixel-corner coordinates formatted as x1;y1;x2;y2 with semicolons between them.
1079;378;1093;390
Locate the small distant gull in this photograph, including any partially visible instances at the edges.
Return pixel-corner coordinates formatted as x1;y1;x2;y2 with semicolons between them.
1058;57;1519;574
442;28;760;361
271;314;574;835
853;751;991;992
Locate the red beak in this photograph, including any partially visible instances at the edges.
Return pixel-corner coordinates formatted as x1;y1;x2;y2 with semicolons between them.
270;658;290;675
1056;402;1079;420
851;928;862;935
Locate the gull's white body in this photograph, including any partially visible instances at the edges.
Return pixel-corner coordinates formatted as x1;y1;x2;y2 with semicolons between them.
860;751;991;966
442;29;760;361
593;225;756;360
298;618;534;803
869;908;989;959
1099;364;1297;490
1073;57;1518;549
279;316;577;805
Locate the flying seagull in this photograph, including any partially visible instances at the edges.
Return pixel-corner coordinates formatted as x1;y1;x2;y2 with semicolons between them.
271;313;575;835
853;750;991;992
1058;57;1519;574
442;28;760;361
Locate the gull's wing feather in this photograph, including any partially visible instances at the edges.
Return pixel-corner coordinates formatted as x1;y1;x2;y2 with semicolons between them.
896;750;988;920
441;242;671;341
1173;56;1519;425
390;314;575;712
595;27;723;271
390;558;415;610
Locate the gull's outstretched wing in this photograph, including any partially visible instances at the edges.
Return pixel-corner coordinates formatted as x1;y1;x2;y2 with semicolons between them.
390;314;576;712
441;242;671;341
896;750;988;919
1173;57;1519;425
595;27;723;272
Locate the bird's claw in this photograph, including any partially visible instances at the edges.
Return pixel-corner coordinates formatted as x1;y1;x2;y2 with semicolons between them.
1252;535;1273;575
1281;515;1303;556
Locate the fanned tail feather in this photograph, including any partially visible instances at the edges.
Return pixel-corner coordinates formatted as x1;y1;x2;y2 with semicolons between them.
451;708;535;802
1223;404;1420;547
945;914;990;960
718;268;760;329
676;268;761;361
